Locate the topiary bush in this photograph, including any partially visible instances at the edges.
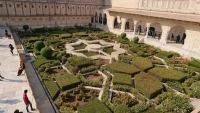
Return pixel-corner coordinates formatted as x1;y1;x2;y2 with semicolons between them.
133;37;139;43
121;33;126;38
34;41;45;51
114;104;131;113
40;47;53;58
23;25;29;31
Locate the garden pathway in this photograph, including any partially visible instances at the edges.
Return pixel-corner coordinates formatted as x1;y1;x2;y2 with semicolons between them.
0;26;37;113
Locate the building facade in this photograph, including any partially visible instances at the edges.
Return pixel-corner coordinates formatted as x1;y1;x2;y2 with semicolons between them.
0;0;200;59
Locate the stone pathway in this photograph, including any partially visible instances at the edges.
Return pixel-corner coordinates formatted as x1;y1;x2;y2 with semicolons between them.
0;26;37;113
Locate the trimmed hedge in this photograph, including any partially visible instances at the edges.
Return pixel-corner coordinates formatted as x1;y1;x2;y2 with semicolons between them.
59;33;72;39
106;62;140;76
34;41;45;51
80;65;96;74
132;57;153;71
156;50;174;59
113;73;132;86
33;48;40;55
47;39;60;44
73;32;88;37
49;34;60;37
40;47;53;58
114;104;131;113
68;57;94;68
77;99;112;113
43;79;60;100
33;54;58;68
148;67;187;82
134;72;163;99
56;73;81;91
188;59;200;68
28;37;40;43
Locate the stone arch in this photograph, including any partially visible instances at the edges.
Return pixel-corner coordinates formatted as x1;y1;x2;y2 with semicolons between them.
103;13;107;25
150;22;162;37
95;12;98;23
125;18;134;30
168;25;186;43
136;20;146;35
113;16;121;29
99;12;102;23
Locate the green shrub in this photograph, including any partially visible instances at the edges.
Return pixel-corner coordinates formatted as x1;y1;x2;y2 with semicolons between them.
77;99;112;113
114;104;131;113
40;47;53;58
131;102;149;113
59;33;72;39
132;57;153;71
62;56;67;64
72;67;79;74
33;48;40;55
113;73;132;86
156;50;174;59
47;39;60;44
188;59;200;68
88;23;92;27
166;81;184;93
148;67;187;82
148;47;157;55
56;73;81;91
59;106;74;113
34;41;45;51
68;57;94;68
101;87;115;112
49;34;60;37
73;32;88;37
80;65;96;74
121;33;126;38
113;84;132;92
52;61;60;66
106;62;140;76
133;37;139;43
18;31;35;37
28;37;40;43
23;25;29;31
155;92;193;113
134;72;163;99
76;74;102;87
43;79;60;100
191;82;200;98
136;51;144;56
118;55;133;64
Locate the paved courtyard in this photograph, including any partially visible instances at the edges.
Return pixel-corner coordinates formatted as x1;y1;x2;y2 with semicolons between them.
0;26;36;113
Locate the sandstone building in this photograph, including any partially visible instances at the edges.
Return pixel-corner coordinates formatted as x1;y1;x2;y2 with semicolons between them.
1;0;200;59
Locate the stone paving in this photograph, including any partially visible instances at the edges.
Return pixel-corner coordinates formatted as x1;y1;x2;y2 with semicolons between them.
0;26;37;113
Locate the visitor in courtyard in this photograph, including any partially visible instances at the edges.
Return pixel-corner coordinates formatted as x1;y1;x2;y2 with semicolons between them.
20;61;25;70
5;29;8;38
14;109;23;113
23;89;35;113
0;63;5;81
182;33;186;44
17;66;23;76
158;32;162;40
176;35;181;43
144;28;147;35
171;33;174;41
9;44;14;54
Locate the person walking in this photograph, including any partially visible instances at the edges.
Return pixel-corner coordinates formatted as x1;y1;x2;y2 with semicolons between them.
176;35;181;43
20;61;25;70
0;63;5;81
5;29;8;38
171;33;174;41
23;89;35;113
9;44;14;54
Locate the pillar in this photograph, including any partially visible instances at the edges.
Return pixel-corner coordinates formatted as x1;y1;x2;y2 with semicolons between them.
159;25;170;44
120;18;126;32
133;20;138;40
145;22;151;38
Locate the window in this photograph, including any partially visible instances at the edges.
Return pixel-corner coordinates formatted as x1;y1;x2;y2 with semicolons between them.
51;6;53;8
17;4;20;7
32;5;34;8
82;7;84;9
45;6;47;8
11;18;15;21
87;7;89;9
78;7;79;9
0;4;3;7
9;4;11;7
24;5;27;8
62;7;64;9
57;6;58;9
73;7;74;9
38;5;40;8
68;7;69;9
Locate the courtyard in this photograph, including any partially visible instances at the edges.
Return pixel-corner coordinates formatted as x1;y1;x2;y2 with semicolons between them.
14;26;200;113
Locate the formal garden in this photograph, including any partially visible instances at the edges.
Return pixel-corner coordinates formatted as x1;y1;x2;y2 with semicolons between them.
18;25;200;113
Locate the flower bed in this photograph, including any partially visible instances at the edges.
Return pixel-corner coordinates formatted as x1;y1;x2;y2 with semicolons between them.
132;57;153;71
73;43;87;50
56;73;81;91
148;67;187;82
134;72;163;99
77;99;112;113
113;73;132;86
106;62;140;76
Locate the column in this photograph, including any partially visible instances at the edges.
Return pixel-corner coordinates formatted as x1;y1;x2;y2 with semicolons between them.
159;25;170;44
133;20;138;39
120;18;126;32
145;23;151;38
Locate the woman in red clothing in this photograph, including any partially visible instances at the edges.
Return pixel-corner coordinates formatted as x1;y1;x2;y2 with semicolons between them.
23;89;35;113
17;66;23;76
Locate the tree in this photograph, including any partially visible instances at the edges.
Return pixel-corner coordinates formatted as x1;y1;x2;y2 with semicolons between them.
34;41;45;51
40;47;53;58
23;25;29;31
88;23;92;27
121;33;126;38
